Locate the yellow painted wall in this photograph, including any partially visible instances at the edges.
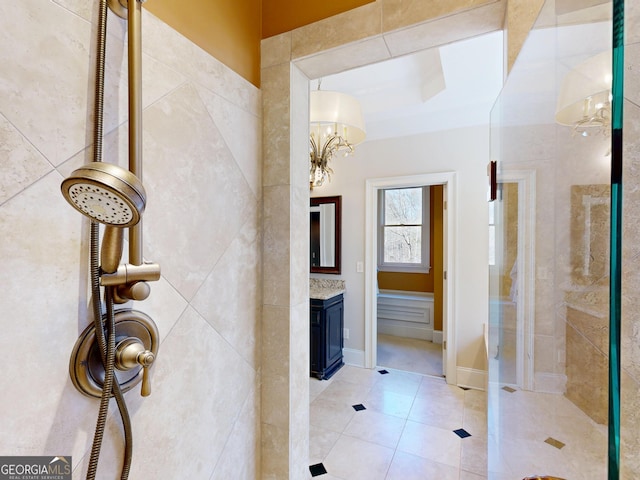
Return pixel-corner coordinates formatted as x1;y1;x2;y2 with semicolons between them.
432;186;443;332
145;0;262;86
377;185;444;330
378;271;434;292
262;0;375;38
146;1;373;87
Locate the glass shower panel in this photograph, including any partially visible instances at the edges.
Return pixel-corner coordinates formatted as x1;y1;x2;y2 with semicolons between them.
488;1;616;478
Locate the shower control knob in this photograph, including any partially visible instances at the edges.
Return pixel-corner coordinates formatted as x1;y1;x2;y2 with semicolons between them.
114;281;151;303
115;337;156;397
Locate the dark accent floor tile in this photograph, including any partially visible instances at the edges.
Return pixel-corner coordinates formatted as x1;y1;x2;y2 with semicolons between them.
453;428;472;439
309;463;327;476
545;437;566;449
502;386;517;393
378;369;389;374
352;403;366;411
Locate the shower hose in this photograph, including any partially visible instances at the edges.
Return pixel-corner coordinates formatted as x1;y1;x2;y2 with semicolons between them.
84;1;133;478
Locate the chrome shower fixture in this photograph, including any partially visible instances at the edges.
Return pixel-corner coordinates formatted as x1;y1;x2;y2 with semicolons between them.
61;162;146;228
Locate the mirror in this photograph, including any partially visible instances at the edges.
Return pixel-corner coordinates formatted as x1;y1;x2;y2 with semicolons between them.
310;196;341;274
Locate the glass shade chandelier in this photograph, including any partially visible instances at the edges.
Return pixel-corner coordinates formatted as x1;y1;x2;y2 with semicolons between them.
556;51;612;137
309;89;366;188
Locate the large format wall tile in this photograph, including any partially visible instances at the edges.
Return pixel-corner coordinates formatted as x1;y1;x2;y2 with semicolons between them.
142;12;260;117
0;114;52;204
382;0;499;32
621;42;640;479
52;0;94;22
142;83;255;301
565;322;607;424
191;209;262;368
75;307;256;479
197;84;262;199
384;1;504;58
290;2;382;60
0;172;100;461
0;1;262;478
0;0;93;166
295;36;392;87
211;384;261;480
621;370;640;479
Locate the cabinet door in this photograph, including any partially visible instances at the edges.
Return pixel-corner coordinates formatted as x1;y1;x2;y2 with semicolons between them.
310;307;323;373
324;300;343;368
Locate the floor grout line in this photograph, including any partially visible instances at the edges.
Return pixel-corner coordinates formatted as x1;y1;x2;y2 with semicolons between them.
310;336;473;479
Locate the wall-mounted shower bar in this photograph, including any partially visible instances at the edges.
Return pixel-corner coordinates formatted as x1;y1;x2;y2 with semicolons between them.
127;0;143;266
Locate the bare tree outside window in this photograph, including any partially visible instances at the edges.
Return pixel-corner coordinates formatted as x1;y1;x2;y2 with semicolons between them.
379;187;429;270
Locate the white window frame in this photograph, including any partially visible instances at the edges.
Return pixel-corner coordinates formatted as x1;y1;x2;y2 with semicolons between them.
377;186;431;273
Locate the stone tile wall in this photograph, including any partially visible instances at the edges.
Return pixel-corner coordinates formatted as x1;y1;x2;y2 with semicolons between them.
0;2;262;478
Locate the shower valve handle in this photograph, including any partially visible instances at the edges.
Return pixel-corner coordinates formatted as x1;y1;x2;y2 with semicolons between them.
115;337;156;397
139;351;154;397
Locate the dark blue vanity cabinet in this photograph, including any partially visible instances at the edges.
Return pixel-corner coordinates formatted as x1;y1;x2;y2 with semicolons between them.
310;293;344;380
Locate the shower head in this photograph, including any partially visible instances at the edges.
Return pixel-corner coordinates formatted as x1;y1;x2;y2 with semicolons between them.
61;162;146;228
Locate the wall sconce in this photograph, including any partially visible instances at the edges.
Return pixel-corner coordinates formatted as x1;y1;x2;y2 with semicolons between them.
556;51;612;136
309;88;366;188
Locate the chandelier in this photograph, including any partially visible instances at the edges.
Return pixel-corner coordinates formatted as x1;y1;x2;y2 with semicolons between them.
556;51;612;137
309;89;366;188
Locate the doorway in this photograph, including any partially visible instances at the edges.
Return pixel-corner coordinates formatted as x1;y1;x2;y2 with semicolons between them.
376;184;444;377
364;172;457;384
490;169;535;390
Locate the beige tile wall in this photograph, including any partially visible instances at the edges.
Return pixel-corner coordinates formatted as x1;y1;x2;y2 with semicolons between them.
0;1;261;478
621;3;640;475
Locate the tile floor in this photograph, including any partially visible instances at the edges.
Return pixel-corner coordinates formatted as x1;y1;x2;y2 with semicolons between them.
308;365;487;479
377;334;443;378
308;332;609;479
487;385;608;479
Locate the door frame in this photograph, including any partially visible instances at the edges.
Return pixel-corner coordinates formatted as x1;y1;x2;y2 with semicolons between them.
364;172;457;384
497;169;536;391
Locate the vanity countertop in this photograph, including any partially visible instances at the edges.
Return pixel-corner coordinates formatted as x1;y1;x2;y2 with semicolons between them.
310;278;345;300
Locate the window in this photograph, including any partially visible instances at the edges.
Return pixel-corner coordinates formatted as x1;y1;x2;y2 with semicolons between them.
378;186;430;272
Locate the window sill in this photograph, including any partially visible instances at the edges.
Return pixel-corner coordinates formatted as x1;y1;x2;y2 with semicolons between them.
378;265;431;274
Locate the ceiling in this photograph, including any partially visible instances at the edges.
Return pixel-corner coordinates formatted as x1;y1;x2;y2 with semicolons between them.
314;30;505;142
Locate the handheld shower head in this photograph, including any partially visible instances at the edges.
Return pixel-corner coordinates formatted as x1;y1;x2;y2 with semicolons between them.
61;162;146;228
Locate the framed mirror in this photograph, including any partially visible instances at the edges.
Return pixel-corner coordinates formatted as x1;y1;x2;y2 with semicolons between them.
310;196;341;274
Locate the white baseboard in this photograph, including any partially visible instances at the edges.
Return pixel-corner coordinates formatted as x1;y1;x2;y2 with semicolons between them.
432;330;443;344
456;367;487;391
343;348;365;368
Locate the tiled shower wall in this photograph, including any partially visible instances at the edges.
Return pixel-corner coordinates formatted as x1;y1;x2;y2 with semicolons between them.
0;1;262;479
621;2;640;476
